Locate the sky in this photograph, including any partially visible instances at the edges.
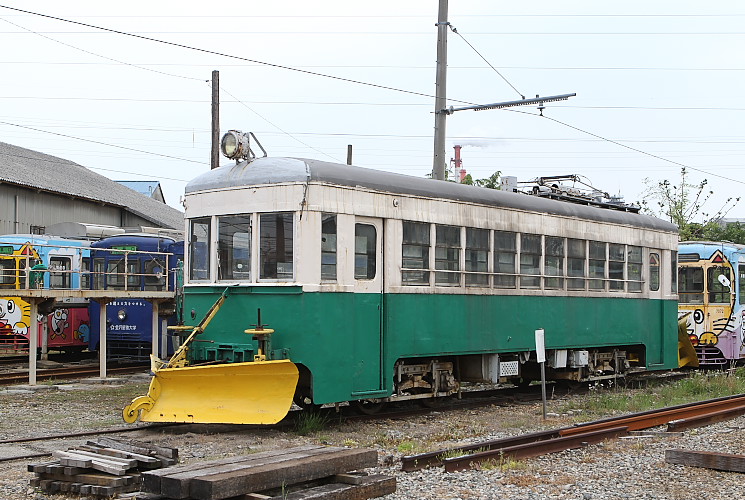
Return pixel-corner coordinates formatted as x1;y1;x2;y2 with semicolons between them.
0;1;744;221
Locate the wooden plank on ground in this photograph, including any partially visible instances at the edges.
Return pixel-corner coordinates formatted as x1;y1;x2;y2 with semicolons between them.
665;449;745;473
76;444;161;465
36;471;133;487
92;436;179;460
142;444;326;498
190;448;379;500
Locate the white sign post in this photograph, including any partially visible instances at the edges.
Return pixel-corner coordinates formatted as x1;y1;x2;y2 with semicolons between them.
535;328;547;419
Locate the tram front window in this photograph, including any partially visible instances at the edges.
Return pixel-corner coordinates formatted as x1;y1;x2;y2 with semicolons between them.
260;213;294;280
0;260;18;289
218;215;251;281
678;266;704;304
189;218;211;281
708;266;731;304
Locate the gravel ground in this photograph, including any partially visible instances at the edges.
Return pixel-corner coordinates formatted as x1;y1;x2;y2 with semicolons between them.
0;372;743;500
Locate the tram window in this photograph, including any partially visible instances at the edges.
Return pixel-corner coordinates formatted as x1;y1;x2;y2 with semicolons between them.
260;213;294;280
494;231;516;288
218;215;251;281
354;223;376;280
739;265;745;305
402;221;429;285
678;267;704;304
107;257;138;290
544;236;564;290
649;253;660;291
189;218;211;281
0;260;17;288
708;266;731;304
466;228;489;287
81;257;90;289
520;234;541;289
144;258;166;290
671;251;678;294
49;256;72;289
589;241;606;290
608;244;625;291
567;238;586;290
627;246;643;292
436;225;460;286
321;214;337;281
92;258;105;290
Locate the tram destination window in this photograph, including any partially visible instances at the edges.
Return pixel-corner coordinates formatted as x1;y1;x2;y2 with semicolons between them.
321;214;337;281
435;225;460;286
218;215;251;281
627;246;642;292
354;223;376;280
189;218;211;281
544;236;564;289
402;221;429;285
608;244;625;291
466;228;489;287
520;234;541;289
567;238;586;290
260;213;294;280
678;267;703;304
649;253;660;291
494;231;516;288
588;241;606;290
708;266;731;304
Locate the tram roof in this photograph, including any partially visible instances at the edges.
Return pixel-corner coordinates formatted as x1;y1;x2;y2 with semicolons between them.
186;157;678;233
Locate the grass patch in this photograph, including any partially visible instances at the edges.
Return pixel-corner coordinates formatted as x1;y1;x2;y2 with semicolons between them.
559;368;745;416
293;410;329;436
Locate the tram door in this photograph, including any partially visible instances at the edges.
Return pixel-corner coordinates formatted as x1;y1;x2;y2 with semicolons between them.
351;218;384;394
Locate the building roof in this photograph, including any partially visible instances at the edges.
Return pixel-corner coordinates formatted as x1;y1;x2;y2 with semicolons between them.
187;157;678;233
0;141;183;229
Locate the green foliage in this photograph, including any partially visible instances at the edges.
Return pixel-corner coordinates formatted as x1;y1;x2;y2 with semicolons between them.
294;409;329;436
640;167;741;241
471;171;501;189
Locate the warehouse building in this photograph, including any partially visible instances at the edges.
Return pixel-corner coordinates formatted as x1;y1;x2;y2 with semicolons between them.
0;141;183;235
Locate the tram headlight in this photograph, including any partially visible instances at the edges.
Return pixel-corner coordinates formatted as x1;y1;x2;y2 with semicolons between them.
221;130;249;160
117;309;127;322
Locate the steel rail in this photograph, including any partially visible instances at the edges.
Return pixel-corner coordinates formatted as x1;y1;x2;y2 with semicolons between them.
0;363;148;385
401;393;745;472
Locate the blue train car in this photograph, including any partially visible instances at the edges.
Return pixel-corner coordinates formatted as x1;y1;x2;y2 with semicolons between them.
678;241;745;366
89;234;183;360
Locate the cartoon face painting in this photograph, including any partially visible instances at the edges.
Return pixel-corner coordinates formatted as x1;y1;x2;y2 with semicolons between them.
0;297;31;336
50;308;70;340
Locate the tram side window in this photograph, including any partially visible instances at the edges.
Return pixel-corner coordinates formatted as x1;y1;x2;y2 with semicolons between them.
321;214;337;281
260;213;294;280
544;236;564;290
49;256;72;289
494;231;516;288
671;251;678;294
402;221;429;285
465;228;489;287
627;246;643;292
649;253;660;291
436;225;460;286
189;218;211;281
708;266;731;304
354;224;376;280
678;267;703;304
567;238;586;290
589;241;606;290
608;244;625;291
218;215;251;281
520;234;541;289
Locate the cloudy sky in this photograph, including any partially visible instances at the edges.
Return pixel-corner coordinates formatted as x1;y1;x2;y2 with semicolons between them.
1;1;743;220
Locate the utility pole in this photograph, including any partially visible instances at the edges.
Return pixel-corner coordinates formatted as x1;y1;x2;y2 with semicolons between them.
432;0;449;180
211;70;220;170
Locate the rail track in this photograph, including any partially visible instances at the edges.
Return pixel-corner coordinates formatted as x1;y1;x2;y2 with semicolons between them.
400;393;745;472
0;362;149;385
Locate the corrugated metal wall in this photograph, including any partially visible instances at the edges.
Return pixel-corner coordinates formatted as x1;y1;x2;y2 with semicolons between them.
0;184;154;235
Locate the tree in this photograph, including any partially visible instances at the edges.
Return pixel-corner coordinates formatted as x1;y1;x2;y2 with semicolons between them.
640;168;740;241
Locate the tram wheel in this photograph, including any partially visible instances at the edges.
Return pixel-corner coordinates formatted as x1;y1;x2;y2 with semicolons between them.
353;398;385;415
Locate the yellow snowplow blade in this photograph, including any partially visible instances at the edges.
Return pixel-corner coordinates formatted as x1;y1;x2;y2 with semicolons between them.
123;360;299;425
677;314;699;368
